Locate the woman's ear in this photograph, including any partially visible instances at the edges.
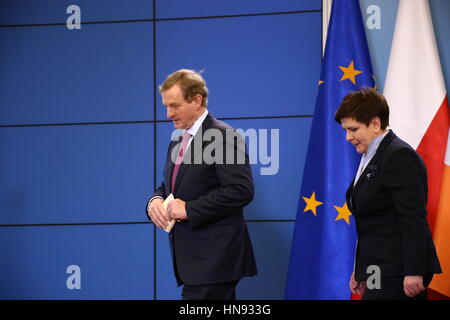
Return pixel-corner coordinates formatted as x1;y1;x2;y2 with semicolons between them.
371;116;381;133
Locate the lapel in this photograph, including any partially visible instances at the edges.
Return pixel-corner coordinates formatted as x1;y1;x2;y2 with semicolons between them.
171;113;215;194
352;130;395;193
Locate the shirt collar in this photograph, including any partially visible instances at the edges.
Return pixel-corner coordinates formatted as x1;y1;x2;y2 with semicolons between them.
364;129;390;159
186;109;209;137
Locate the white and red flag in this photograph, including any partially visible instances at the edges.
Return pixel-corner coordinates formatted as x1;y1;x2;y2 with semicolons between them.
384;0;450;297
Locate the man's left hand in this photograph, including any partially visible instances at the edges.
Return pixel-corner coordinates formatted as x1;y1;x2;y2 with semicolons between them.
167;199;188;221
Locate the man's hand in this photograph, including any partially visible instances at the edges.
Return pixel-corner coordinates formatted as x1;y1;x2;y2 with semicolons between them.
147;198;170;230
350;271;366;295
404;275;425;298
167;199;187;221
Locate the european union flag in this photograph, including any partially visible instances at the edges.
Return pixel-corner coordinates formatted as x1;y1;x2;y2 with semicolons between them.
285;0;375;300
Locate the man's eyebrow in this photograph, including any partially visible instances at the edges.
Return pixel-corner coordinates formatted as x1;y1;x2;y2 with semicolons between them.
163;102;178;107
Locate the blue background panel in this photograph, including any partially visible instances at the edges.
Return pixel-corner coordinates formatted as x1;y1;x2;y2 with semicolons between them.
154;121;175;193
238;222;294;299
227;118;312;220
155;117;312;221
0;124;153;225
0;22;153;126
429;0;450;91
156;229;182;300
155;222;294;300
360;0;398;92
0;0;153;25
361;0;450;93
0;224;154;299
156;0;321;19
155;12;321;119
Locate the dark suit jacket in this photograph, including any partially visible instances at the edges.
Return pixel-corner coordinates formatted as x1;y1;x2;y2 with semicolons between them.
346;130;441;282
149;113;257;286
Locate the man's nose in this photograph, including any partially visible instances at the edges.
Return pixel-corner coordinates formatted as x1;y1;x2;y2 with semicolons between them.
167;108;174;119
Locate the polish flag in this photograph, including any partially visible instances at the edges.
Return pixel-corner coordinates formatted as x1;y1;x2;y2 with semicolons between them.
431;132;450;297
383;0;450;297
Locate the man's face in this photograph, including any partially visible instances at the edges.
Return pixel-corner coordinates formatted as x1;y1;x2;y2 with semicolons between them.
341;117;380;154
162;84;201;130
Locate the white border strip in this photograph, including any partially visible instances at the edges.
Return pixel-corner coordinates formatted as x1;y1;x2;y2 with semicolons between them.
322;0;332;56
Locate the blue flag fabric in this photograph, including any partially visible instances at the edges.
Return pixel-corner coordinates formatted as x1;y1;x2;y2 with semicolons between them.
285;0;375;300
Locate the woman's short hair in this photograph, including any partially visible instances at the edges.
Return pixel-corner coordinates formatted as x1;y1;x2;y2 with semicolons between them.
334;87;389;129
159;69;209;107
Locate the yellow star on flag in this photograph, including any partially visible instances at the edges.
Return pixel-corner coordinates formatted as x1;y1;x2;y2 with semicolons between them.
339;61;363;84
334;202;352;225
303;192;323;216
318;80;324;85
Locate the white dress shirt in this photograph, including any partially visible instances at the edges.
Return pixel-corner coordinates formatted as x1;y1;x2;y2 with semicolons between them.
354;129;390;186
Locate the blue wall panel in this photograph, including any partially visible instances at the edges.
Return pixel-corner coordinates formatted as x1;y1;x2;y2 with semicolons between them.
359;0;398;92
0;0;153;25
361;0;449;93
0;22;153;125
0;124;153;225
156;0;321;19
155;13;321;119
429;0;450;91
227;118;312;220
0;224;154;299
156;228;182;300
154;121;173;192
237;222;294;299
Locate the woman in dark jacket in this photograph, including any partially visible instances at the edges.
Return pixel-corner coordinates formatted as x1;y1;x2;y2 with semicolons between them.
335;88;441;300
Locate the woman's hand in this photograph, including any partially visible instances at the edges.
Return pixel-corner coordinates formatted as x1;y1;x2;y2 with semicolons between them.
350;271;366;295
404;275;425;298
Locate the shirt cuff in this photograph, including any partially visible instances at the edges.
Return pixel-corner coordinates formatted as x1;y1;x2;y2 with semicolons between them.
148;196;164;209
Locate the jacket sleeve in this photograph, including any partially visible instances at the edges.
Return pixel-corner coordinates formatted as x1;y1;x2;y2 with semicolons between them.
186;129;254;228
384;147;428;275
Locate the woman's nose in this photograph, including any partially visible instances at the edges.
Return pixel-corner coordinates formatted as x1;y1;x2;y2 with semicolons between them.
346;131;352;141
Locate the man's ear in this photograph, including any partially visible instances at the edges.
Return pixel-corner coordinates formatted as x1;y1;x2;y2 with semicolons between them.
194;94;203;109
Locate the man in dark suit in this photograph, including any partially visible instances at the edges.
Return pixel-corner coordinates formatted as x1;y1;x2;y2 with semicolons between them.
147;69;257;300
335;88;441;300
